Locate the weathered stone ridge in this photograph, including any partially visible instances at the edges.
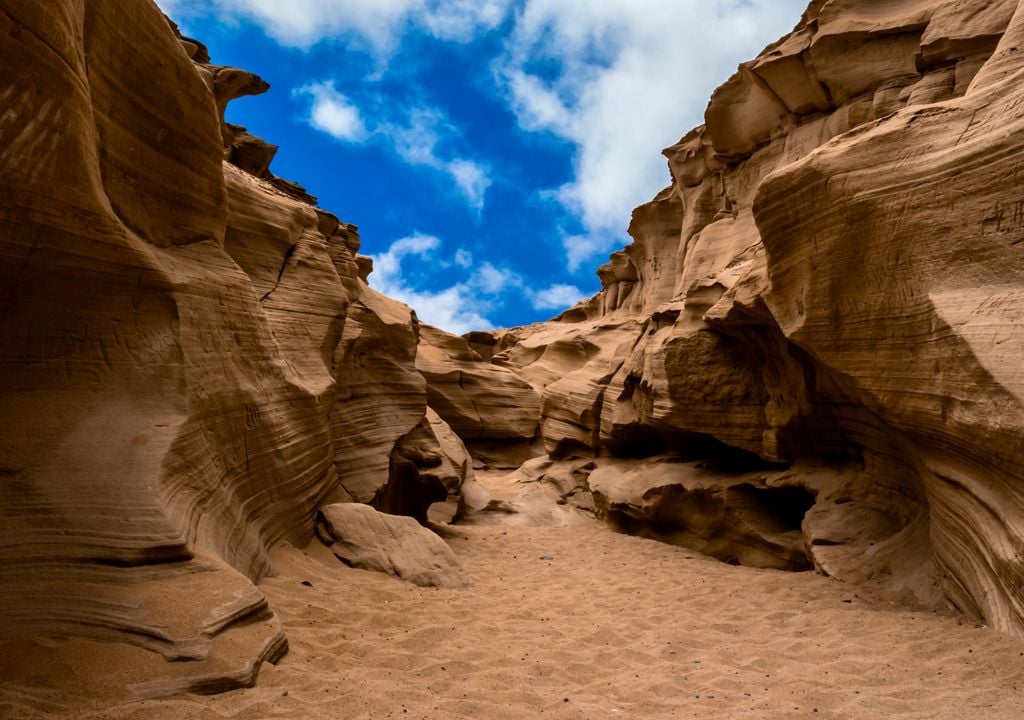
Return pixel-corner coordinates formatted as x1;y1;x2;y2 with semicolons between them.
0;0;473;696
483;0;1024;635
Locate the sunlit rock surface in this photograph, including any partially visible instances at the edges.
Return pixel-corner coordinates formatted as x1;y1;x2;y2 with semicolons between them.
0;0;467;697
482;0;1024;634
6;0;1024;705
417;324;541;443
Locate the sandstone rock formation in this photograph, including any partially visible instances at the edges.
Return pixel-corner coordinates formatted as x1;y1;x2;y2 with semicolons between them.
385;408;475;523
7;0;1024;705
317;503;471;588
0;0;470;697
457;458;597;528
417;324;541;444
479;0;1024;635
588;457;817;572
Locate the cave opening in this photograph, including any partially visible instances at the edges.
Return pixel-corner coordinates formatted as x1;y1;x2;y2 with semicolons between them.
602;480;818;573
604;425;790;470
726;483;817;534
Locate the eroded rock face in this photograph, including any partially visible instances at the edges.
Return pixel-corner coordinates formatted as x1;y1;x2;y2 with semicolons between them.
588;458;816;572
492;320;642;457
317;503;471;588
417;324;541;442
0;0;468;698
380;408;474;523
7;0;1024;704
485;0;1024;634
0;1;296;696
331;286;427;506
457;458;597;528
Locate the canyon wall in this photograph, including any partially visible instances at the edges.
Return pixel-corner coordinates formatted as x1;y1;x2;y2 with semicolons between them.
6;0;1024;702
484;0;1024;634
0;0;522;697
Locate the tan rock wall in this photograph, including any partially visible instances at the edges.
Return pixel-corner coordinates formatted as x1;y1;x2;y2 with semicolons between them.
492;0;1024;633
0;0;471;694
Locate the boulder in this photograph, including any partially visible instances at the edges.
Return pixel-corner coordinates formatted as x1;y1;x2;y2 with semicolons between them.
317;504;471;588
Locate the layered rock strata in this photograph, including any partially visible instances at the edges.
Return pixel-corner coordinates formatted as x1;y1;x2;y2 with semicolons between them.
0;0;472;697
482;0;1024;634
417;324;541;443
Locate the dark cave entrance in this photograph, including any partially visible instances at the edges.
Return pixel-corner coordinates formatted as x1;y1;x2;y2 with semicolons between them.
726;483;817;534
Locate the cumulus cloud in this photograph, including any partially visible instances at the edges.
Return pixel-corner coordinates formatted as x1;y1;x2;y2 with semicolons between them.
527;283;586;310
162;0;513;49
368;234;524;334
368;233;492;333
470;262;522;295
497;0;806;268
446;159;491;212
368;233;440;285
368;233;585;330
561;233;614;274
392;284;493;335
419;0;513;42
297;82;368;141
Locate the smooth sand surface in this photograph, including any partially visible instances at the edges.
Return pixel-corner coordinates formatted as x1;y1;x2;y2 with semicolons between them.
12;521;1024;720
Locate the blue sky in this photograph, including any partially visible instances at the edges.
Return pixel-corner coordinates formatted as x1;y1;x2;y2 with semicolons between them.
159;0;806;333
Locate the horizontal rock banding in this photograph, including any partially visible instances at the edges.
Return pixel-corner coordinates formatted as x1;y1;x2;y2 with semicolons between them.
484;0;1024;635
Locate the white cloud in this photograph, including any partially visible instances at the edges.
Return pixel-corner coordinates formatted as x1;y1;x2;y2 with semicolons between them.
527;283;586;310
420;0;513;42
368;233;491;333
367;235;584;329
497;0;807;268
159;0;512;49
297;81;367;141
382;108;492;210
390;284;494;336
446;159;491;212
368;234;523;334
294;94;491;210
470;262;522;295
370;233;440;283
158;0;185;13
561;232;615;273
386;107;444;166
505;70;573;133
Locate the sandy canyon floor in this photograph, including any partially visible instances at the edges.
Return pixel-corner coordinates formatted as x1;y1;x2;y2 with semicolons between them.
6;518;1024;720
